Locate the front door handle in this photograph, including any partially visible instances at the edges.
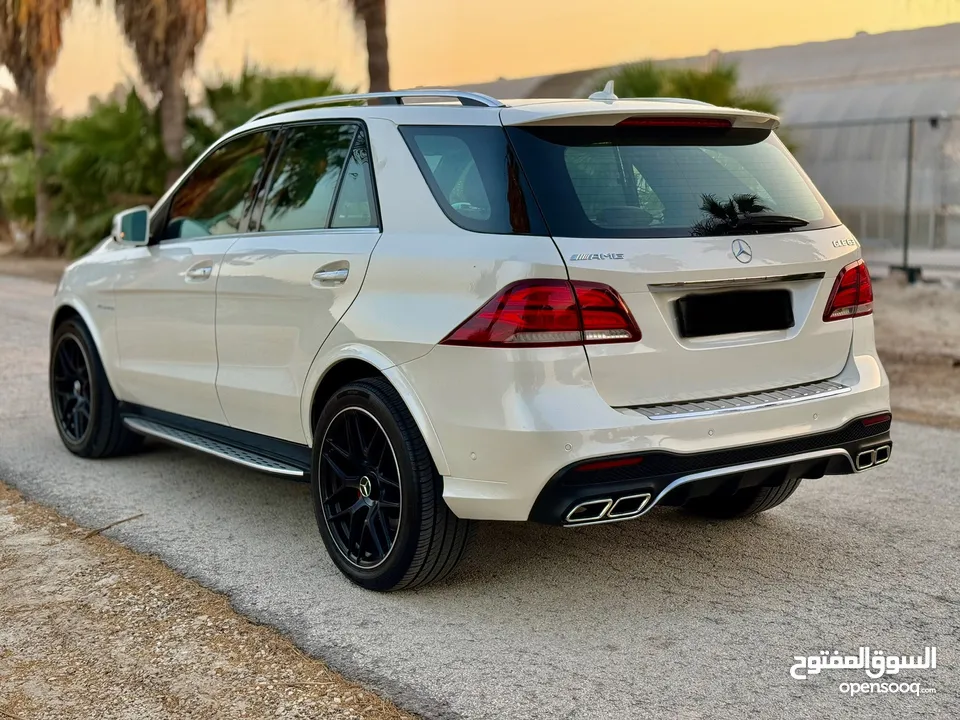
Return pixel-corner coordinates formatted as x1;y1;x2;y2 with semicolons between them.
185;263;213;281
312;267;349;285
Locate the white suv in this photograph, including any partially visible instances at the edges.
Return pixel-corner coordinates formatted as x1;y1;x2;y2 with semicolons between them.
49;88;892;591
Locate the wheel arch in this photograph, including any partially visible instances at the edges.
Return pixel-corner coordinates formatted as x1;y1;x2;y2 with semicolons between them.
50;299;121;394
302;346;449;476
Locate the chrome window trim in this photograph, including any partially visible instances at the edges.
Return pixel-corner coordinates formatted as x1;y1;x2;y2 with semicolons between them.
647;272;825;292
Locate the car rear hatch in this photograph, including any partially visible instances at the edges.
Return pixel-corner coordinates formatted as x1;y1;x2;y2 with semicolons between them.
502;103;855;408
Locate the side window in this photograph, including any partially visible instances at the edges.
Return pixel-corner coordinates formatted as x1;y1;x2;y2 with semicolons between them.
399;125;548;235
256;123;357;233
162;131;272;240
331;128;379;229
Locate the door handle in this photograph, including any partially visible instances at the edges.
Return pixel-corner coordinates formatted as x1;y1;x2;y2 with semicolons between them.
312;268;349;285
185;264;213;281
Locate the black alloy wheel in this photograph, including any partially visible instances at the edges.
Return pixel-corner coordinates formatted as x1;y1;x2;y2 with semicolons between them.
49;317;143;458
319;407;402;568
311;378;472;591
51;333;93;445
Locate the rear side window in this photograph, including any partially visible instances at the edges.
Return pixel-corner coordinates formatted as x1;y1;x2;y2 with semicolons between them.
507;125;839;238
399;126;547;235
254;123;379;233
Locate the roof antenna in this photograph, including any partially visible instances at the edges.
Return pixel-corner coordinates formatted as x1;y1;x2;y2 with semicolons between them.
589;80;618;102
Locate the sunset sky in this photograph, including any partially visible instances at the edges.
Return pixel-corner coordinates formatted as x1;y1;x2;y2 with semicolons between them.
7;0;960;114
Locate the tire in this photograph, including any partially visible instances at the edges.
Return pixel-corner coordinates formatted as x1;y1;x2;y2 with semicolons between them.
49;317;143;459
311;377;472;591
683;477;802;519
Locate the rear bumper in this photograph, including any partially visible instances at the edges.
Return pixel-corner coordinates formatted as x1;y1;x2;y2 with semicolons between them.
529;416;892;525
396;317;890;522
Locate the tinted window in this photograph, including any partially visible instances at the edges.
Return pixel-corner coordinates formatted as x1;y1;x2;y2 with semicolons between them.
256;123;357;233
162;131;272;240
331;128;379;228
507;125;839;238
399;126;547;235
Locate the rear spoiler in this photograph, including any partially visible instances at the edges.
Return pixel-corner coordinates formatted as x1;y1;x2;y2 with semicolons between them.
499;102;780;131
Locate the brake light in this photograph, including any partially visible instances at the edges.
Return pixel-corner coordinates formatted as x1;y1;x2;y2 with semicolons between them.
440;279;641;347
823;259;874;321
617;117;733;129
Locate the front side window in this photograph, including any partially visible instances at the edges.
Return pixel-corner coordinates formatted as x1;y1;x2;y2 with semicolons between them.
161;130;273;240
255;123;361;233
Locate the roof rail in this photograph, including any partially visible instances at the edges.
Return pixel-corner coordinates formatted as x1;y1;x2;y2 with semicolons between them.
249;89;504;122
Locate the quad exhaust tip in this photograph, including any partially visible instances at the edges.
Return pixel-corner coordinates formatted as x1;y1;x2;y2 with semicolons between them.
856;444;892;471
565;493;652;525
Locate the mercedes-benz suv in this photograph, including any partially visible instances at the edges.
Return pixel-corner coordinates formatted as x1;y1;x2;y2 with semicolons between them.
49;87;892;591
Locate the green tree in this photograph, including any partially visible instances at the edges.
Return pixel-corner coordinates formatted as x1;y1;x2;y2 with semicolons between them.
0;0;74;250
2;69;352;257
598;60;779;115
192;66;351;148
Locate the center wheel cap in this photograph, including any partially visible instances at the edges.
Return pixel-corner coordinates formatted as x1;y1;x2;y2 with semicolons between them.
359;475;372;498
73;380;82;394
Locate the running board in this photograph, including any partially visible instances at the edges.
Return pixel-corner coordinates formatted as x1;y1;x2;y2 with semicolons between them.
123;417;307;478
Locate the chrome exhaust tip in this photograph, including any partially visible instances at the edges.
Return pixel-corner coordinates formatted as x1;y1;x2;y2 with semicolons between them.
856;449;876;470
874;445;891;464
607;493;652;519
565;499;613;524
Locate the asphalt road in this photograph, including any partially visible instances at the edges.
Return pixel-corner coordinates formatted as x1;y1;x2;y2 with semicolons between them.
1;273;957;720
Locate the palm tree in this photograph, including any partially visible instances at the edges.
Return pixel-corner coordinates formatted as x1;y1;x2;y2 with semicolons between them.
347;0;389;92
104;0;232;188
0;0;74;250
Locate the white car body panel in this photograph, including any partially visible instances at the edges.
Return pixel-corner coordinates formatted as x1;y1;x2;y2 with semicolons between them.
215;228;381;443
111;237;238;424
52;95;891;525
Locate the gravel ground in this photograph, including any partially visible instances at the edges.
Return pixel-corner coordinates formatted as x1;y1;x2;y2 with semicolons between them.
0;482;414;720
0;268;958;719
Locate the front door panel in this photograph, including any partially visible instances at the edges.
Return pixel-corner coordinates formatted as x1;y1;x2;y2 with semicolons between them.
113;238;237;423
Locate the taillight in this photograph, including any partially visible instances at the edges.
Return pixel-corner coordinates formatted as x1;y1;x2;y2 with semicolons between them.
617;117;733;129
823;259;874;322
440;279;641;348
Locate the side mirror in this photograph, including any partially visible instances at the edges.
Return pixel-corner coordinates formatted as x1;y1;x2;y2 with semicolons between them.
111;206;150;245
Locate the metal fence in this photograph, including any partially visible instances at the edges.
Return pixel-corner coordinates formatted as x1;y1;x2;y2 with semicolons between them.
789;114;960;272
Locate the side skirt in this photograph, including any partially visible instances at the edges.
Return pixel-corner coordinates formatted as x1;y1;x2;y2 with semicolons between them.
120;404;311;479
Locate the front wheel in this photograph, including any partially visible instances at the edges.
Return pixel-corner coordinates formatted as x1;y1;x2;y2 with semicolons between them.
683;477;803;519
311;378;472;591
49;317;143;458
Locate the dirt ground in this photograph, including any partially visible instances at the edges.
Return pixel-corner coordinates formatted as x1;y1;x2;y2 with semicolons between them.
0;483;414;720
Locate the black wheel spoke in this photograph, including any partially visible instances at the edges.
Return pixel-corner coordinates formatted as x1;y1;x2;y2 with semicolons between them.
365;512;386;557
318;407;402;569
321;453;354;488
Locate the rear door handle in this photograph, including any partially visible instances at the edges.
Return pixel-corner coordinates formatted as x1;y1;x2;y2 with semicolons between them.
312;267;349;285
185;263;213;281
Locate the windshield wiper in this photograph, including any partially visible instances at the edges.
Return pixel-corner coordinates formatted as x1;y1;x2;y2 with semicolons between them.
718;212;809;234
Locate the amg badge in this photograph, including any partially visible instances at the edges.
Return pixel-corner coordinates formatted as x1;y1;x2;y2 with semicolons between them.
569;253;626;261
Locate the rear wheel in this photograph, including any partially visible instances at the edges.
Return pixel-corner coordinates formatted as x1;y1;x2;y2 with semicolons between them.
50;318;143;458
311;377;472;591
683;477;802;519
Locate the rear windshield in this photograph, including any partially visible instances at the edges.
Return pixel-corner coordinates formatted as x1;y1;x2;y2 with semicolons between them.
505;125;840;238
